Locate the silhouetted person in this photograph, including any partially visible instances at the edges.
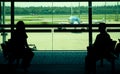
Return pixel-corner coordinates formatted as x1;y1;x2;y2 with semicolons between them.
12;21;34;72
85;23;116;74
93;23;112;59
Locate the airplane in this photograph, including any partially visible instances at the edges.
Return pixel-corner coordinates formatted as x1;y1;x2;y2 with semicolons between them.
58;16;84;30
57;4;105;30
68;16;80;24
58;16;105;30
68;16;105;25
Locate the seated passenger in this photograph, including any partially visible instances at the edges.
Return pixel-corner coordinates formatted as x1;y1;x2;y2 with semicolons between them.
85;23;117;74
92;23;115;59
12;21;34;72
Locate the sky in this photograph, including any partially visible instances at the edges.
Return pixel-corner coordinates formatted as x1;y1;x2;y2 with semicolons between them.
4;2;119;7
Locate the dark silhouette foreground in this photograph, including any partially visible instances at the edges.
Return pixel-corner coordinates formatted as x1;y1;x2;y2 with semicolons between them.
1;21;34;73
85;23;120;74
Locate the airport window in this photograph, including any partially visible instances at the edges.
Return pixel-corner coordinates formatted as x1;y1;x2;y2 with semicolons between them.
14;2;89;25
13;2;89;50
0;2;11;50
0;1;120;51
92;2;120;24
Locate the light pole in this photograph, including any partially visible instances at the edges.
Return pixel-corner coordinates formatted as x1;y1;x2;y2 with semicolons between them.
79;2;80;19
71;2;73;16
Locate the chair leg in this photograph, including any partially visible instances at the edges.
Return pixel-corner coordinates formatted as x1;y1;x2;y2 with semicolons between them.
111;60;115;74
16;59;19;64
100;59;103;67
16;59;20;68
85;56;96;74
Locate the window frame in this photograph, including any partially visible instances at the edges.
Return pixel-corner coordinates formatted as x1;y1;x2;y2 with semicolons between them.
0;1;120;50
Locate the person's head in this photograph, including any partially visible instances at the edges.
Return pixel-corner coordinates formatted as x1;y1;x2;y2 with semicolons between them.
16;21;25;31
98;23;106;33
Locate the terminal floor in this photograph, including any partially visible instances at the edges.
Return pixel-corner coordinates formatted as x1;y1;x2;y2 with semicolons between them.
0;51;120;74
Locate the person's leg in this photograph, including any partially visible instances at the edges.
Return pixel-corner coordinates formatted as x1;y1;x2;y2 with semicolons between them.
21;51;34;71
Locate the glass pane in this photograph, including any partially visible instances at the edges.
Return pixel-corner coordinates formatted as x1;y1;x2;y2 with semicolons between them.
27;33;52;50
0;2;1;25
52;2;88;25
105;2;120;24
14;2;52;24
79;2;88;24
52;2;71;24
53;32;88;50
92;1;120;24
1;2;11;24
14;2;88;25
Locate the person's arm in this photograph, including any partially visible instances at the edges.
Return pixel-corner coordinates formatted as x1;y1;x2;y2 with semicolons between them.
24;33;29;48
25;39;29;48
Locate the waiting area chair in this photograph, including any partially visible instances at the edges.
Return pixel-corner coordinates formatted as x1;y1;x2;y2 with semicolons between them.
85;40;118;74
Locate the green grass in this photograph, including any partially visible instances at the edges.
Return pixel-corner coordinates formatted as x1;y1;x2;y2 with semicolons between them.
4;14;120;24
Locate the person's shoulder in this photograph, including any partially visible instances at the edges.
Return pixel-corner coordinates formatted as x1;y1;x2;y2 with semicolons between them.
97;33;101;36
